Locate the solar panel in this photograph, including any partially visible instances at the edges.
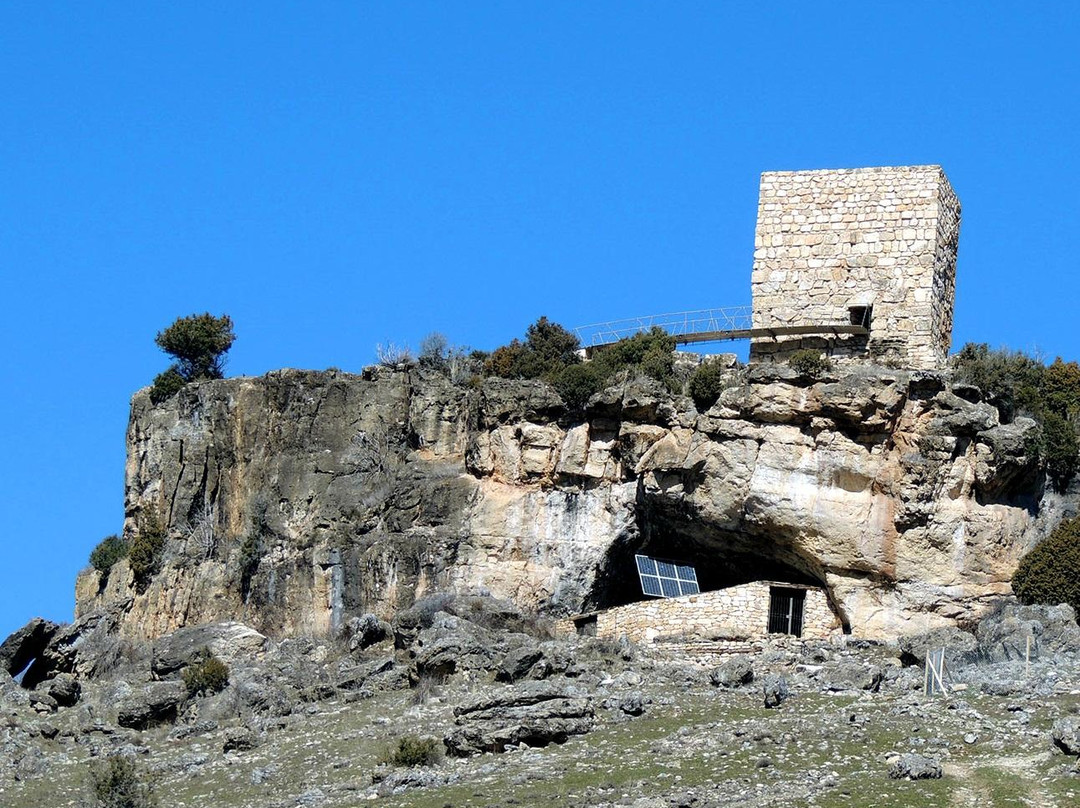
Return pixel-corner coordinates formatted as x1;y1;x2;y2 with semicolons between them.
634;554;700;599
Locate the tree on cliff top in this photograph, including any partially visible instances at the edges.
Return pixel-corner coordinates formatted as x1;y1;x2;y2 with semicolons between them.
150;313;235;403
155;313;236;381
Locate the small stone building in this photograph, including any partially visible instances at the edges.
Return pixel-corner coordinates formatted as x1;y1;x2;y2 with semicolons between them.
570;581;841;645
749;165;960;370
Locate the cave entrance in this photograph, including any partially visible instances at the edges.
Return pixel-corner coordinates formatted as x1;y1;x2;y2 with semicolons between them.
585;497;849;635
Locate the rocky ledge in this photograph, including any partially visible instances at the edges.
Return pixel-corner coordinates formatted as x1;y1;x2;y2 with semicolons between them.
72;360;1069;640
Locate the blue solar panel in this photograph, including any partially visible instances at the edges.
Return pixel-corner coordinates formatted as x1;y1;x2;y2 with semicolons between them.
635;554;700;599
679;579;700;596
640;575;663;597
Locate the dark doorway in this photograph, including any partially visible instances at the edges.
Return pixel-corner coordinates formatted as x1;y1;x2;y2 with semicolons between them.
768;587;805;637
848;306;872;328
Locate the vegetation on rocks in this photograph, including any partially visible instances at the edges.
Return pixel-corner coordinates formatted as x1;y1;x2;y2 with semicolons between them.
688;359;730;411
381;734;443;768
485;317;677;409
787;349;832;376
1012;516;1080;612
88;535;129;585
181;651;230;697
128;514;166;592
953;343;1080;490
88;755;157;808
149;312;236;403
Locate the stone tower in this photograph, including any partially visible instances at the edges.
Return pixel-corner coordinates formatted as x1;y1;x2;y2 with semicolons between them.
749;165;960;370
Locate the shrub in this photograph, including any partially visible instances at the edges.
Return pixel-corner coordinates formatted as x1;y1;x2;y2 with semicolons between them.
148;365;186;404
88;755;157;808
129;513;166;592
1012;517;1080;613
182;651;230;697
418;332;449;367
382;735;442;768
952;343;1045;421
553;362;606;410
155;313;235;382
788;349;832;376
89;535;129;583
485;317;581;379
953;343;1080;491
689;360;729;411
1041;412;1079;492
375;341;414;366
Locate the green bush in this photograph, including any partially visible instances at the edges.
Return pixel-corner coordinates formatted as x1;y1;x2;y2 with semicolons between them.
1041;412;1079;493
953;343;1080;491
238;532;262;600
148;365;186;404
182;651;230;697
788;349;832;376
485;319;678;404
89;535;129;582
129;514;166;592
952;343;1046;422
148;313;235;403
553;362;606;410
688;360;729;411
155;312;236;381
382;735;442;768
89;755;157;808
1012;517;1080;613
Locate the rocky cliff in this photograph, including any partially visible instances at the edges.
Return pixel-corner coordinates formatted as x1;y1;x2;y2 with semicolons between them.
75;360;1070;640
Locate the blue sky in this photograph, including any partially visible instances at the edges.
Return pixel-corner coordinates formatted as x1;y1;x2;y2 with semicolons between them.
2;3;1078;639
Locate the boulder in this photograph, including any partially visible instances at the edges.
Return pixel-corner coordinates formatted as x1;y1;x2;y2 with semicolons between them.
45;673;81;707
898;627;978;668
1051;716;1080;756
496;644;544;683
444;682;595;756
152;622;267;677
410;614;500;679
0;618;59;677
888;753;942;780
117;681;185;729
976;603;1080;663
762;674;789;709
710;656;754;688
344;614;391;652
223;727;260;752
819;662;882;692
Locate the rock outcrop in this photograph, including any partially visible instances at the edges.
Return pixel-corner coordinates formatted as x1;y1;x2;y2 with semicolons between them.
72;360;1065;641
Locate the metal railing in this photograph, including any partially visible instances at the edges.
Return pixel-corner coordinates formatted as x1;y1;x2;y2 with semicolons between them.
573;306;753;347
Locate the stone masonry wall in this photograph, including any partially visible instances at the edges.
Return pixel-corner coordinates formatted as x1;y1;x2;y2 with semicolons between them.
579;582;841;644
749;165;960;370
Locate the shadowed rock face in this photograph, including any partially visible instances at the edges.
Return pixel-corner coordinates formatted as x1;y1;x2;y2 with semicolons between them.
74;361;1066;640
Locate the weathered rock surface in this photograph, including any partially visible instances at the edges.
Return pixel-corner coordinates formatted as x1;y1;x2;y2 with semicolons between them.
444;681;595;756
1051;716;1080;756
0;618;58;677
70;363;1066;641
888;753;943;780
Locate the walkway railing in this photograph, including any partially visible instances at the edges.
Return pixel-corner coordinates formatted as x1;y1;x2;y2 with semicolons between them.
573;305;870;348
574;306;754;347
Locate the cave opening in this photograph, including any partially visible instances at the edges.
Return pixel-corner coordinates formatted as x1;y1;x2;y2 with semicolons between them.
585;498;848;633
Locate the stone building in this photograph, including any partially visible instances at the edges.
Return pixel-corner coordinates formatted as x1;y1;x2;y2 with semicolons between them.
749;165;960;370
567;581;841;645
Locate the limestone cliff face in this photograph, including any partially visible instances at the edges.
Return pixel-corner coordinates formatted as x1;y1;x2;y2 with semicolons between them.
75;362;1067;640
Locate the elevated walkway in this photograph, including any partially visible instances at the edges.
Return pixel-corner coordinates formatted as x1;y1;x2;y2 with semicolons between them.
573;306;868;349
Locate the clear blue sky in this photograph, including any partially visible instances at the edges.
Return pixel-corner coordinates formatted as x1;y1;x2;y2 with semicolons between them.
2;3;1078;640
